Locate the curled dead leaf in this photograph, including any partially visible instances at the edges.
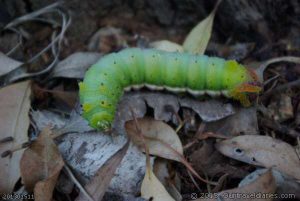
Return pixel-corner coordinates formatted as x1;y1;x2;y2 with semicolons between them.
0;81;31;193
267;94;294;122
20;127;64;201
50;52;102;79
150;40;184;52
141;167;175;201
192;170;276;201
75;141;129;201
255;56;300;82
216;135;300;180
183;0;222;54
239;169;300;199
0;52;23;76
125;117;218;185
204;107;258;136
125;118;183;162
153;158;182;201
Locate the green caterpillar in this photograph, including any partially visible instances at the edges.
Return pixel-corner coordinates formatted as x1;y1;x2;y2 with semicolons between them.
79;48;261;131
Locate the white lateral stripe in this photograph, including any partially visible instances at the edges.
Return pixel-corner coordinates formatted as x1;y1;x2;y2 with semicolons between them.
123;83;230;97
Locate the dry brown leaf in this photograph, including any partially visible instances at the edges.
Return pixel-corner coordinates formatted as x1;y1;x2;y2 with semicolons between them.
205;107;258;136
193;170;276;201
141;167;175;201
125;118;215;185
153;158;182;201
75;141;129;201
216;135;300;180
125;118;183;161
33;84;78;108
267;94;294;122
51;90;78;108
50;52;102;79
34;178;59;201
255;56;300;82
190;140;249;179
206;42;255;60
116;92;235;131
0;52;23;76
239;169;300;199
20;127;64;201
183;0;222;54
150;40;184;52
0;81;31;193
179;98;235;122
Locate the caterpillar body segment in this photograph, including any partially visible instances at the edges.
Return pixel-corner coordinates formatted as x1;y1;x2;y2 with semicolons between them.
79;48;261;130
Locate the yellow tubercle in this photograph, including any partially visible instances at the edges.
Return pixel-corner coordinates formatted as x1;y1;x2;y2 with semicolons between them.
79;82;86;91
99;85;108;93
83;103;93;112
79;82;87;103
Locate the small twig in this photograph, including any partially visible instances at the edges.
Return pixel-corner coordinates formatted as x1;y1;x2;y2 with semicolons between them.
1;129;62;157
144;135;218;185
165;105;183;127
187;170;202;192
1;141;31;158
212;0;223;13
195;122;206;136
28;17;61;27
205;172;212;193
262;78;300;100
129;107;151;174
262;78;279;98
211;173;228;193
296;138;300;161
256;56;300;82
197;132;229;140
63;164;95;201
184;123;228;150
166;106;193;133
2;2;71;85
0;136;14;143
260;118;300;138
175;110;195;133
5;42;22;56
263;74;280;87
183;140;198;150
4;2;63;29
175;118;188;133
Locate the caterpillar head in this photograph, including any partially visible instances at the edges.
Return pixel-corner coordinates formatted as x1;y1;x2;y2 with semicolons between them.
89;111;113;131
96;121;111;131
245;82;263;105
230;69;263;106
231;84;262;107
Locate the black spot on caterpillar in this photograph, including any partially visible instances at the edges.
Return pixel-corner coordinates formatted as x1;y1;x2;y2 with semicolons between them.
79;48;261;131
